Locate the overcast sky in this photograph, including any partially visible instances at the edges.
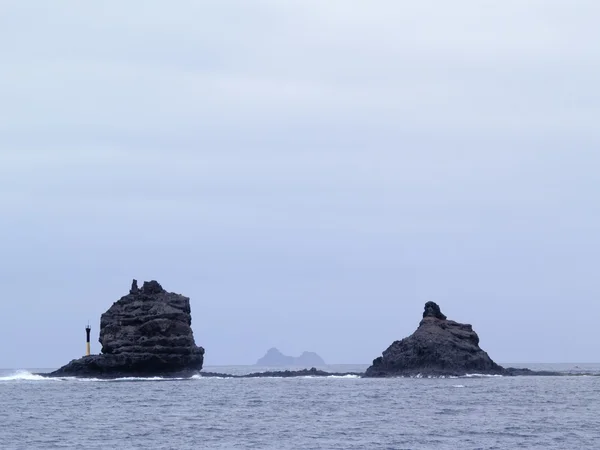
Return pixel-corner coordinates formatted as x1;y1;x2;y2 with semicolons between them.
1;1;599;368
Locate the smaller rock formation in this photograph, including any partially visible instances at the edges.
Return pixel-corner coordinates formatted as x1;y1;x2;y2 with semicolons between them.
130;279;139;294
49;280;205;378
243;367;347;378
423;301;446;320
256;348;326;366
366;302;504;377
197;367;361;378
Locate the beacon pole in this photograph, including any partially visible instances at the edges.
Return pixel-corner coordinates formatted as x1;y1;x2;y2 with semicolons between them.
85;323;91;356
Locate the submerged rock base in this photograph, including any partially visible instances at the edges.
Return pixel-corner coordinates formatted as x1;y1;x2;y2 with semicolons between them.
198;368;362;378
38;366;563;379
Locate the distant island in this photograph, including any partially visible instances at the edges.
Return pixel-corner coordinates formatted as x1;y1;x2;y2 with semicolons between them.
256;348;326;366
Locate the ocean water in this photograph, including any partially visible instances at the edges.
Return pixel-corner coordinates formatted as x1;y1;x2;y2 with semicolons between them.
1;364;600;449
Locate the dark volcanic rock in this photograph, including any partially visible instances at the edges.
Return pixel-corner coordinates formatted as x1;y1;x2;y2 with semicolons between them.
365;302;504;377
423;301;447;320
255;348;326;366
197;367;361;378
242;367;351;378
49;280;205;377
130;279;139;294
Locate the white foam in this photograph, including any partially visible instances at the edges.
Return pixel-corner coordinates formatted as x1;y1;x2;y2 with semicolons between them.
86;376;200;382
0;370;54;381
192;374;230;379
0;372;203;382
409;373;478;379
453;384;466;388
0;372;354;382
289;374;360;379
111;376;172;381
463;373;504;378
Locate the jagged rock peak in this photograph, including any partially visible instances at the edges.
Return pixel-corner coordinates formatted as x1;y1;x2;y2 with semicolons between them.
140;280;164;295
129;279;165;296
130;279;139;294
422;301;447;320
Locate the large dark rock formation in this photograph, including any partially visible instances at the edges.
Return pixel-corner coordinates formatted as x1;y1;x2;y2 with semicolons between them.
255;348;326;366
365;301;504;377
49;280;205;378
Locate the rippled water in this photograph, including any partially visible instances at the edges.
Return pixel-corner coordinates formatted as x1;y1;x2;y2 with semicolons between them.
1;364;600;449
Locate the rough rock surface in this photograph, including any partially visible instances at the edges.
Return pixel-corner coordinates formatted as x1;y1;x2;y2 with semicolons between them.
255;348;326;366
365;301;504;377
49;280;204;377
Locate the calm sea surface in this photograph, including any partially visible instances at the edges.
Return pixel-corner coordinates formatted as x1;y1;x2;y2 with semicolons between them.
1;364;599;449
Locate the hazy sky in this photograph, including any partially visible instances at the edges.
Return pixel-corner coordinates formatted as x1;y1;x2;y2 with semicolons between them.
1;1;599;368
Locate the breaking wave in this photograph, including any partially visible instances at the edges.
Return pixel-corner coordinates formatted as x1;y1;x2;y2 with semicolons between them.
0;370;51;382
408;373;504;379
0;371;196;383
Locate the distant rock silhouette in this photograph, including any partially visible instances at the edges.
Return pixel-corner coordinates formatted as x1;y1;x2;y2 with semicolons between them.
366;302;504;377
48;280;205;378
256;348;326;366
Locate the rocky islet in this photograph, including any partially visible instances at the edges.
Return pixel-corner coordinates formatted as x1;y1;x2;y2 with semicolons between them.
47;281;558;379
365;301;504;377
48;280;205;378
